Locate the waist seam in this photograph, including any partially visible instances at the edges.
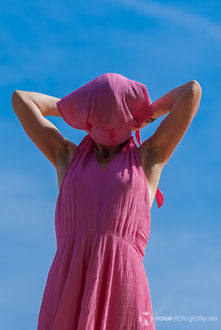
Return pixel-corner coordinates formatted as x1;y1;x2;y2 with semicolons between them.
57;229;144;261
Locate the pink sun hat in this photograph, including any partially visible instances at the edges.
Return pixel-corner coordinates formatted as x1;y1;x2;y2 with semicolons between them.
56;72;164;208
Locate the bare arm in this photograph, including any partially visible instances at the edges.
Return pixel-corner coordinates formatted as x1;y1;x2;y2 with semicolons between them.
11;90;72;168
132;80;195;131
143;80;202;167
13;91;62;116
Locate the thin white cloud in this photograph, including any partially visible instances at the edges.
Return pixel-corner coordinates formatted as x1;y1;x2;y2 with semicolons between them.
118;0;221;42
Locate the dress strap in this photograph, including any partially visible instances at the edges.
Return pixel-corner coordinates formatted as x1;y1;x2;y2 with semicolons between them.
135;130;164;208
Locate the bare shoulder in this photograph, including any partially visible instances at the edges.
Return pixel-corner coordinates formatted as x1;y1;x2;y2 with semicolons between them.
138;138;164;209
56;139;78;191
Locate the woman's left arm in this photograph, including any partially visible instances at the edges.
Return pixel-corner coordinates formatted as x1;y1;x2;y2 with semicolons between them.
148;80;202;167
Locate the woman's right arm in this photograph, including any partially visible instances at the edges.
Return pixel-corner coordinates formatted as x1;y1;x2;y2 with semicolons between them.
11;90;70;168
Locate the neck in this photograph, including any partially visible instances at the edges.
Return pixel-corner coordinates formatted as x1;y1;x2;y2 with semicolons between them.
94;139;129;159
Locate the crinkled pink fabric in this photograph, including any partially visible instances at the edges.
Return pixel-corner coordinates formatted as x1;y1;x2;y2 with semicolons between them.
56;72;164;207
56;72;153;146
37;134;156;329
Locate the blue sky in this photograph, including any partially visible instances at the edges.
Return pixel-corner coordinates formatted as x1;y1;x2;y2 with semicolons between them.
1;0;221;329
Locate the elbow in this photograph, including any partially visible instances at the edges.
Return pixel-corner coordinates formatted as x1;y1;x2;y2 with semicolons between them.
11;90;20;107
11;90;24;112
12;90;24;98
11;90;18;107
11;90;17;100
189;80;202;95
11;90;20;103
189;81;202;115
11;90;27;103
186;79;202;102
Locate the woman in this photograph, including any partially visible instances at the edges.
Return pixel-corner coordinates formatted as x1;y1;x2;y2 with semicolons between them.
11;77;202;329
